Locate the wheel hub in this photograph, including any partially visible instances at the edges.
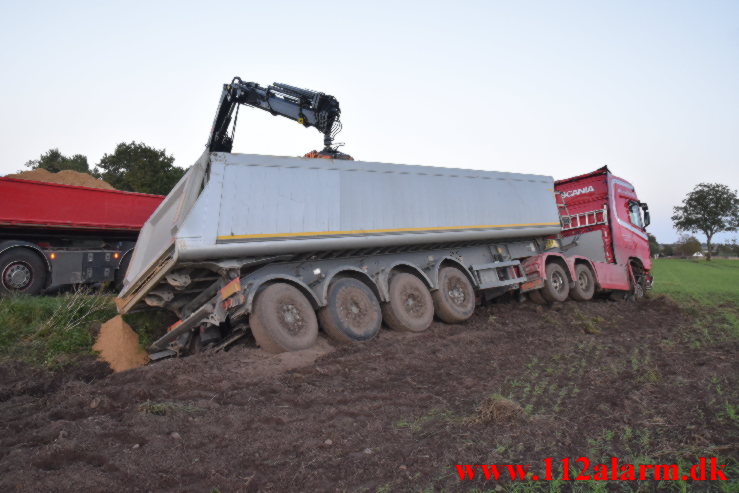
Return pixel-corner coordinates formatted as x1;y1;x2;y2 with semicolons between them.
280;304;303;334
3;262;32;290
551;272;564;292
448;284;465;305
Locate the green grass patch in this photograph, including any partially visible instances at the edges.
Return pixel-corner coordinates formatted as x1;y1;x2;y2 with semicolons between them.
138;400;204;416
122;309;176;349
652;258;739;305
0;289;117;368
652;258;739;340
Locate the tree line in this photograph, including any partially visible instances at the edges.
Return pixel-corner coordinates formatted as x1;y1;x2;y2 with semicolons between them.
22;143;185;195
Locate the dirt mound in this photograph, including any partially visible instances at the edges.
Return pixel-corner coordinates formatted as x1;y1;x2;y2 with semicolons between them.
6;169;114;190
92;316;149;372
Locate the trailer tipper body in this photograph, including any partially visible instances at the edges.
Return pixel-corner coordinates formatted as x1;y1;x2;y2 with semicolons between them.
118;151;652;359
0;177;163;294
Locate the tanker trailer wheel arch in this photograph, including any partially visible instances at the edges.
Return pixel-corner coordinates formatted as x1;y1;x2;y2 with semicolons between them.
432;266;476;323
249;282;319;353
0;248;47;295
570;264;595;301
318;277;382;343
541;262;570;303
381;272;434;332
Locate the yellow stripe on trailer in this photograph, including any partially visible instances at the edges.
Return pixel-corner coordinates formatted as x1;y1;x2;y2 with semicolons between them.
217;222;560;241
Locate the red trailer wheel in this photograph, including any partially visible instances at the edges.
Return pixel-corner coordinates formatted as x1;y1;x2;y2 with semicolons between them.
0;249;47;295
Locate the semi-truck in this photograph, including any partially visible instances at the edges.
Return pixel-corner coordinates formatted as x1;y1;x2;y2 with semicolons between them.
116;77;652;359
0;177;163;294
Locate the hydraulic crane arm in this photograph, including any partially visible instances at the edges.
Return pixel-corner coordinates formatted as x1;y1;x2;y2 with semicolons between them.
207;77;349;158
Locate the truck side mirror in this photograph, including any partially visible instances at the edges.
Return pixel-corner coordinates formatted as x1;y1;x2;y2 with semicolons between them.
640;202;650;228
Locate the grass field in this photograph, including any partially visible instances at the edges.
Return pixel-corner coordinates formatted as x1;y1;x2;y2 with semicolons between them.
652;258;739;305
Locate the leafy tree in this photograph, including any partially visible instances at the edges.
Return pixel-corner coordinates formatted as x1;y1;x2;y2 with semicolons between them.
660;243;674;257
24;148;90;173
675;234;701;257
647;233;660;257
672;183;739;261
95;142;185;195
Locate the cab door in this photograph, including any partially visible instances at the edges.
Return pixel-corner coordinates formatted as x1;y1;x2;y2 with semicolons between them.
611;179;648;265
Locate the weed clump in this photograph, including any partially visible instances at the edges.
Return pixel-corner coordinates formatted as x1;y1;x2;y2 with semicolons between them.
465;395;527;425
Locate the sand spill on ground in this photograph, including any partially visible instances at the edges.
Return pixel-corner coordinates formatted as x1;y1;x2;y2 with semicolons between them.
93;316;148;372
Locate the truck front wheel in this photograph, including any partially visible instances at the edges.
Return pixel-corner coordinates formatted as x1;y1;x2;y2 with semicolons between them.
0;249;47;295
541;263;569;303
250;283;319;353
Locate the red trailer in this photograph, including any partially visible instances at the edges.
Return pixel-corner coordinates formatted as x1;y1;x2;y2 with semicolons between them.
0;177;163;294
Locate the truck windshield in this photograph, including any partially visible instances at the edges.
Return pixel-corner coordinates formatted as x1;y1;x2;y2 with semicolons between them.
628;201;644;229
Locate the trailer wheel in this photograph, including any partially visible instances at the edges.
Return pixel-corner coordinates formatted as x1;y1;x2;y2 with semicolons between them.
382;272;434;332
318;277;382;343
0;249;47;295
249;283;318;353
570;264;595;301
541;263;569;303
432;266;475;323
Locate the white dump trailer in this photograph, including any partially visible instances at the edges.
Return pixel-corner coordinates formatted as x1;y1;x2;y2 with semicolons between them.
119;151;562;357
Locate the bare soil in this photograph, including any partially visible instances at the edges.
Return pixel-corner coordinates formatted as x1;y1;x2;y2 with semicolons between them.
1;296;737;491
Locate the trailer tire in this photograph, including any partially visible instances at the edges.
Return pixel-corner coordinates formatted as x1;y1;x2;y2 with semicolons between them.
541;263;569;303
432;266;475;323
0;249;47;296
249;283;318;353
382;272;434;332
527;288;547;305
318;277;381;343
570;264;595;301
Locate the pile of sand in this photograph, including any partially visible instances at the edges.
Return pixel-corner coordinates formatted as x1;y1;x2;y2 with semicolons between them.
93;315;149;372
5;169;115;190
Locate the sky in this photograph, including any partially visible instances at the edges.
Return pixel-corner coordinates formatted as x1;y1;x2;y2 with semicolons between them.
1;0;737;244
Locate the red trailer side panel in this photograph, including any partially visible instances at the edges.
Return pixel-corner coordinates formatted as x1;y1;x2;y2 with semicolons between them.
0;178;163;232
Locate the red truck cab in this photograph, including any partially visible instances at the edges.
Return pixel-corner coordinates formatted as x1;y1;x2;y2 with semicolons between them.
522;166;652;302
